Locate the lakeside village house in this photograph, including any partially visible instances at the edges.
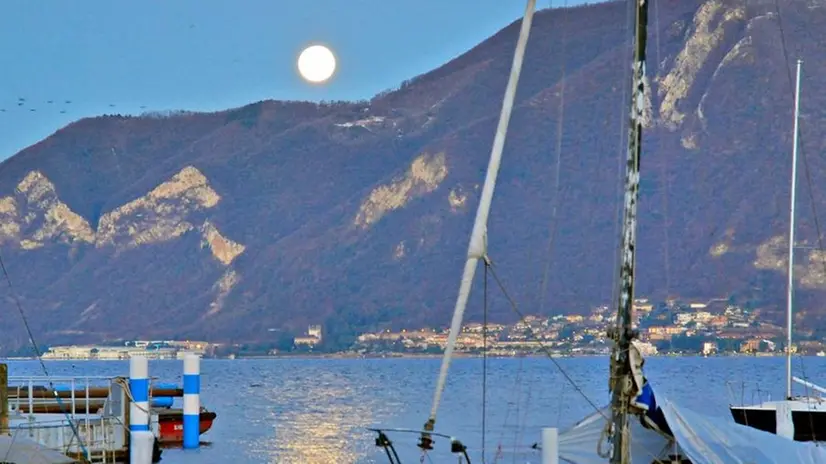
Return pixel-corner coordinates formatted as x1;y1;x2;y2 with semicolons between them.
293;325;323;347
352;298;826;356
40;298;826;358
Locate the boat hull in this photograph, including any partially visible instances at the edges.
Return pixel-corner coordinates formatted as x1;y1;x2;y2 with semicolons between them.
730;405;826;441
12;402;217;445
155;409;217;445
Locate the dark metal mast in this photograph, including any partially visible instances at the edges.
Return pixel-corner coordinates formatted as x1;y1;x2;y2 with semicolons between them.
608;0;648;463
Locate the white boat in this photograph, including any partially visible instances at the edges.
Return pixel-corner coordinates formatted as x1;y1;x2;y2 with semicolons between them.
727;59;826;442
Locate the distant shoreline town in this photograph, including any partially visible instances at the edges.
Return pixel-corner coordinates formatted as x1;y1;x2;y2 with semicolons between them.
29;297;824;361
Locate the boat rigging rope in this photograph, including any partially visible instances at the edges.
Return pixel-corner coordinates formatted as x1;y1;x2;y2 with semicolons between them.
491;350;526;464
513;373;534;463
651;0;671;299
526;0;584;432
608;0;637;317
0;252;90;460
481;262;488;463
535;0;568;321
509;353;525;464
485;259;606;417
115;377;151;414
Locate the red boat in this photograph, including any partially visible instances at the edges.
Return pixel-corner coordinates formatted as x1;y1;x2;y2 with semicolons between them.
14;383;217;445
154;407;218;445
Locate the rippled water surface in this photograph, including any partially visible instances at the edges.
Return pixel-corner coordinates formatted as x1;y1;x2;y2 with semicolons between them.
6;356;826;463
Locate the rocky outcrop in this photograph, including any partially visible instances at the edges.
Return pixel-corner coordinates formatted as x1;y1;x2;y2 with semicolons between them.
354;152;448;228
200;221;245;265
0;171;95;249
96;166;221;250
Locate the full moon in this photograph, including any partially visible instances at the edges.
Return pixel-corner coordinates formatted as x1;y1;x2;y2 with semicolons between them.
297;45;336;83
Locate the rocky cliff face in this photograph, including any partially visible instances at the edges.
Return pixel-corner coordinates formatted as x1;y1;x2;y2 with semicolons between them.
1;0;825;349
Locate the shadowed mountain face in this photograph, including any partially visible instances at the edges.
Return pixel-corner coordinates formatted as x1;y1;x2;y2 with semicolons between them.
1;0;825;349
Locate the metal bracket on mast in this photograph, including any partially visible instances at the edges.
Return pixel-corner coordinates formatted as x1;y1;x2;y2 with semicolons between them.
468;226;488;261
607;326;639;402
479;231;493;267
418;419;435;451
606;327;638;343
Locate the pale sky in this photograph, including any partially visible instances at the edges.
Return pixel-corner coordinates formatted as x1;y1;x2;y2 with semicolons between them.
0;0;604;160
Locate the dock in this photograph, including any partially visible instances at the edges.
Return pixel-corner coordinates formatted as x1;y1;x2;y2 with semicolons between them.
7;373;154;463
0;355;214;463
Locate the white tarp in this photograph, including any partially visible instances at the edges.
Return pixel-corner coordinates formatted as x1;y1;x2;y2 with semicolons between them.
662;399;826;464
557;406;675;464
557;396;826;464
0;435;77;463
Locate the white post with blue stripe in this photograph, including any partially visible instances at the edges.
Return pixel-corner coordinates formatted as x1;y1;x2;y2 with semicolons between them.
129;355;152;464
183;353;200;449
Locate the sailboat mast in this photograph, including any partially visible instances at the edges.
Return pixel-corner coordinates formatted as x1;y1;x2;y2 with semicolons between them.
418;0;537;449
785;58;802;400
608;0;648;463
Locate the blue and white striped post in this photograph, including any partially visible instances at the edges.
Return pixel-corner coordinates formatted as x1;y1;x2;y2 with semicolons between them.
183;353;200;449
129;355;153;464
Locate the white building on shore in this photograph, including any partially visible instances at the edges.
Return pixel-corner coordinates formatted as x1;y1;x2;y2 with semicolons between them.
42;340;210;360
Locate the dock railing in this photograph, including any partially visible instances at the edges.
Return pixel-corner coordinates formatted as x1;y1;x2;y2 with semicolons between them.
7;374;128;462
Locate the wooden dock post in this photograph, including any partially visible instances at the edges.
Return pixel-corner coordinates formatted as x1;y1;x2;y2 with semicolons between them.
0;363;8;435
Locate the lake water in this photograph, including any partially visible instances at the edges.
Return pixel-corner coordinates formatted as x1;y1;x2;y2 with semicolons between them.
5;355;826;463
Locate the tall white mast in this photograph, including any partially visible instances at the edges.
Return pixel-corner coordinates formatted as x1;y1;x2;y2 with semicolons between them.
785;58;802;400
418;0;537;449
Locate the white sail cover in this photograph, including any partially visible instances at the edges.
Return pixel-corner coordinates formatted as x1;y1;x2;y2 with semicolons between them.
0;435;76;464
557;406;673;464
662;400;826;464
558;396;826;464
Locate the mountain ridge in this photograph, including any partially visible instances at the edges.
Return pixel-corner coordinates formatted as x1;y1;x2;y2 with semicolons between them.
1;0;826;350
